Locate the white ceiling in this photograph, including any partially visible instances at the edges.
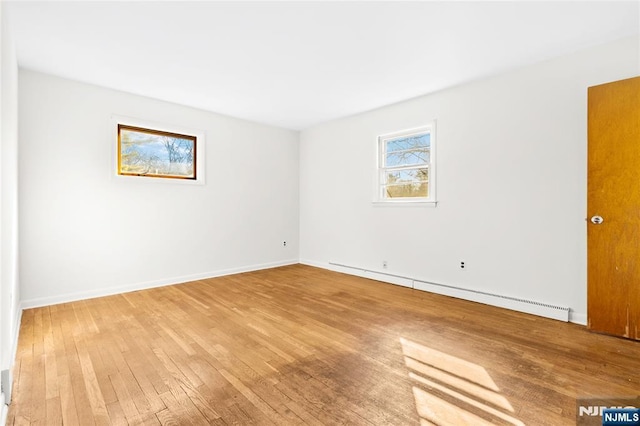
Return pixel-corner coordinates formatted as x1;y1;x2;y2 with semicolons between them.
6;1;639;130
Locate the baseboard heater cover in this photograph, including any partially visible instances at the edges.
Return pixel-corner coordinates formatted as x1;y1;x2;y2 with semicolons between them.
328;261;570;322
413;280;570;322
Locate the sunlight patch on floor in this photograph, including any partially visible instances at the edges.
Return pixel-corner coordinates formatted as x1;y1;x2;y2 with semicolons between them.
400;337;524;426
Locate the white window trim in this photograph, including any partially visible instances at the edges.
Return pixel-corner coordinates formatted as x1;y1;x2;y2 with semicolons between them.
111;115;206;185
374;122;437;206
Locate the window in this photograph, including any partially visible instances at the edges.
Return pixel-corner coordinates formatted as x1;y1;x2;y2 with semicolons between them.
118;124;197;180
377;123;436;203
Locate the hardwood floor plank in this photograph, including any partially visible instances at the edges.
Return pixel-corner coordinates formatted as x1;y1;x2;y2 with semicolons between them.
179;382;224;424
105;401;127;426
75;335;110;425
41;308;58;401
44;396;63;426
109;371;141;422
107;345;156;416
86;343;118;405
186;352;265;422
217;368;284;425
29;309;47;424
58;374;80;426
156;393;193;426
119;342;167;413
8;309;34;425
157;389;208;425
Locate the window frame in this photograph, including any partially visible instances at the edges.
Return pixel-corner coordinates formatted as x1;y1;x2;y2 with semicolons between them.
111;115;206;186
375;122;437;205
118;124;198;180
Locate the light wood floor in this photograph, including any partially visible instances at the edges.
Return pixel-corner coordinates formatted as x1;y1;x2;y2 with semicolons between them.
6;265;640;425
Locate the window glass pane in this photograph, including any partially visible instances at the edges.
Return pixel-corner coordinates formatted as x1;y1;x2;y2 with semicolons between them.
385;168;428;184
119;126;196;179
385;149;429;167
384;182;429;198
384;168;429;198
385;133;430;153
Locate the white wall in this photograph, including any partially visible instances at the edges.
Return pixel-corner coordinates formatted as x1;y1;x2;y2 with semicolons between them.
299;36;640;324
19;70;299;307
1;1;20;417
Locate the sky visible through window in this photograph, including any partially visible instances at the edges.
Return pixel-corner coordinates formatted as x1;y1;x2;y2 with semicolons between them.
385;133;430;167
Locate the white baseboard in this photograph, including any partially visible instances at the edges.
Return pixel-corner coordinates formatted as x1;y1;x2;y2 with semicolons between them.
299;259;326;269
20;259;299;310
326;262;413;288
302;259;576;323
569;311;587;325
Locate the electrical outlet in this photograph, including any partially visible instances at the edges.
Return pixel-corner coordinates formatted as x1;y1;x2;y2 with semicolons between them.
283;241;287;247
460;261;465;270
383;260;388;269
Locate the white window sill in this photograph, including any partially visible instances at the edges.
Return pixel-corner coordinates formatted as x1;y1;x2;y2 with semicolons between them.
372;200;438;207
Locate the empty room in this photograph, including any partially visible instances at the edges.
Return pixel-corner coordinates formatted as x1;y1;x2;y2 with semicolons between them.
1;1;640;425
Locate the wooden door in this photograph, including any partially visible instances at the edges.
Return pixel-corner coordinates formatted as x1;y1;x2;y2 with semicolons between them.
587;76;640;340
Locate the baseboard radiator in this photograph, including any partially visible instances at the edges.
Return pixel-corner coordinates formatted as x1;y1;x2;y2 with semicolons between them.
328;262;570;322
